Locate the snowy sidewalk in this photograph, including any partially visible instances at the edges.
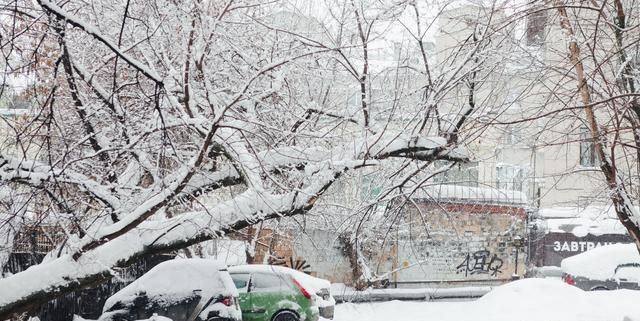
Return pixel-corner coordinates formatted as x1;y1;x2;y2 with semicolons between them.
330;279;640;321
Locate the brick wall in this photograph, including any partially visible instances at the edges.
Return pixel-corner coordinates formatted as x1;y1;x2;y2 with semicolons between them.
390;200;528;285
227;201;528;287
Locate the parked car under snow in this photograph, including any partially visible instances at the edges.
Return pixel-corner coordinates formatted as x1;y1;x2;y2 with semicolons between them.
97;259;241;321
228;265;335;321
561;243;640;291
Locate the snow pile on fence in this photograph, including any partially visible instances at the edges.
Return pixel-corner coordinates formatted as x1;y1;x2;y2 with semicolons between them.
331;283;493;303
413;185;528;205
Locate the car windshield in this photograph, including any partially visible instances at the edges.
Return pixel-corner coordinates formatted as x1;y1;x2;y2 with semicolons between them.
614;263;640;281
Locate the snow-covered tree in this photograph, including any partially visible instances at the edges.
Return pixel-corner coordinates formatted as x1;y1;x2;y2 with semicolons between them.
512;0;640;251
0;0;513;317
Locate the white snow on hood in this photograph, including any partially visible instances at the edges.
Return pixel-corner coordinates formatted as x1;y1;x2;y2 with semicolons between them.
103;258;238;312
561;243;640;280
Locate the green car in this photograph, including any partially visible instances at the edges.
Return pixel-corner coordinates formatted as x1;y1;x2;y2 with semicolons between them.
228;265;321;321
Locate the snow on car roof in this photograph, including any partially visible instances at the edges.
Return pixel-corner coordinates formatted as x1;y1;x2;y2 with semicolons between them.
228;264;330;291
103;258;237;312
561;243;640;280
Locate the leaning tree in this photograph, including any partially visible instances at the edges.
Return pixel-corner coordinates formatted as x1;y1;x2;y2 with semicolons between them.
0;0;510;317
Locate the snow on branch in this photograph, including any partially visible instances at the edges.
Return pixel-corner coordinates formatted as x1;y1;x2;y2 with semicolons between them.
0;131;466;318
38;0;163;84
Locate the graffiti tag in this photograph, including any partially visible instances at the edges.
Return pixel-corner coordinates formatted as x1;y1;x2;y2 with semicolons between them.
456;250;504;277
268;256;311;273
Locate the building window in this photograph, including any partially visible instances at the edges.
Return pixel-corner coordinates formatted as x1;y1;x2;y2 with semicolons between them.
496;164;526;192
579;127;597;167
434;161;479;187
360;174;383;198
500;126;523;146
525;8;547;46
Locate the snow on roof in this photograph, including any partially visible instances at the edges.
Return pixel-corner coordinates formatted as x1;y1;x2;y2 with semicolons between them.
538;206;629;236
538;206;619;219
561;243;640;280
228;264;330;292
413;185;528;205
103;259;237;313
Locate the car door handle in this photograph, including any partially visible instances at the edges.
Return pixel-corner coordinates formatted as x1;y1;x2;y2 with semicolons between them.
250;308;266;313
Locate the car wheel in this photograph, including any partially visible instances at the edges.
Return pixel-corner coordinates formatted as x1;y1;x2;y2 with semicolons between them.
590;285;609;291
272;310;299;321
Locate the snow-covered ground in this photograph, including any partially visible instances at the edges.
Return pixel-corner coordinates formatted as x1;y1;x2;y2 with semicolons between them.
330;279;640;321
331;283;492;302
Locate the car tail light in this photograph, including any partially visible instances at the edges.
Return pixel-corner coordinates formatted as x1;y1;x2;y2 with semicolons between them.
292;278;312;300
564;274;575;285
219;296;234;306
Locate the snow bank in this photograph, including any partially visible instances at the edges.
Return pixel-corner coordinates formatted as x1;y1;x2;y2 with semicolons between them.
474;278;637;321
103;259;237;313
478;278;582;304
561;243;640;280
332;279;640;321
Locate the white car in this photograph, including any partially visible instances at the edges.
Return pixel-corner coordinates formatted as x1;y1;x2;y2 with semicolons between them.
561;243;640;291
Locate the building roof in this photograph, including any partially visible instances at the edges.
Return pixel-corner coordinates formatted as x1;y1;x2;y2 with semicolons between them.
537;206;629;236
413;184;528;206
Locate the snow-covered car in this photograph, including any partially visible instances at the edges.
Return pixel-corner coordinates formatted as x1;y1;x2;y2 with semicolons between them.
228;265;335;321
561;243;640;291
97;259;241;321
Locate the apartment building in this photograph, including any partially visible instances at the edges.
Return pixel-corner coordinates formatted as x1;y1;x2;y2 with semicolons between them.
433;4;609;210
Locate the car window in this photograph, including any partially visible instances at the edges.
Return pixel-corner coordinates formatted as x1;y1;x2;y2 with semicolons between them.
230;273;251;293
250;272;290;293
614;263;640;282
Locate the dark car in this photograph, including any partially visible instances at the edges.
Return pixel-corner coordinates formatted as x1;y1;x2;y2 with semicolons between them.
97;259;241;321
561;243;640;291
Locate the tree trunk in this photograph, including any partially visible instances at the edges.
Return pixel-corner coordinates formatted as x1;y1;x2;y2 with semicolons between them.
555;0;640;252
338;233;368;290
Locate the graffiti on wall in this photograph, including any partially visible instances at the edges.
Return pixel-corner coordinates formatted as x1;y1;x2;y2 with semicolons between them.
456;250;504;277
268;255;312;273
